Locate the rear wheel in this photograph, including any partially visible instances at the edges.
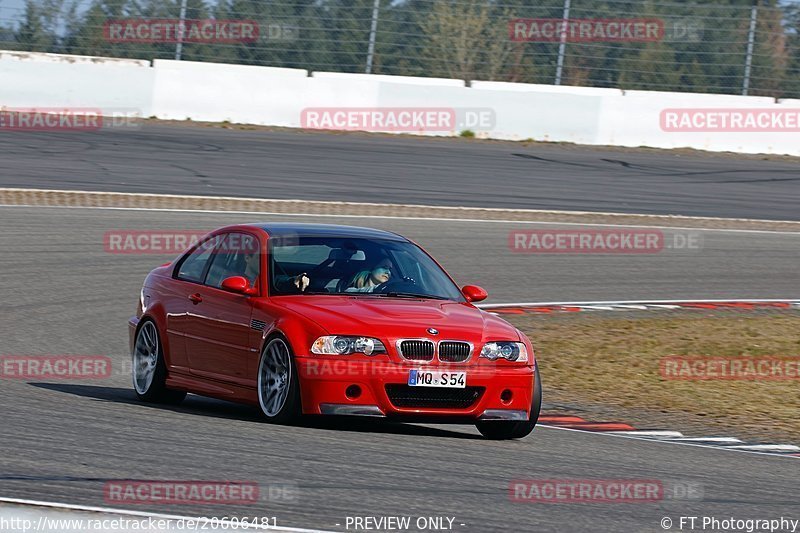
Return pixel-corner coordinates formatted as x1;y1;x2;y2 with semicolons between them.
475;366;541;440
257;336;301;424
132;320;186;404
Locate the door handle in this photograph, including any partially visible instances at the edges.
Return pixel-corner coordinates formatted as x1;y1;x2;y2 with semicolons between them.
188;293;203;304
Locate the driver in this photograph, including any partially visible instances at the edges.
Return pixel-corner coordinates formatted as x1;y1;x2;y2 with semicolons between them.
344;259;392;293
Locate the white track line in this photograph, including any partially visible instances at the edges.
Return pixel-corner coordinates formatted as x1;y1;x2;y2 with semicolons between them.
478;298;800;309
538;425;799;459
665;437;744;444
3;202;800;235
0;497;334;532
726;444;800;452
606;431;685;438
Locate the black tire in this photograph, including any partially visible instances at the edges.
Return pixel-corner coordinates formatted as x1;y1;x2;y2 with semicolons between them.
257;336;302;425
132;319;186;405
476;366;542;440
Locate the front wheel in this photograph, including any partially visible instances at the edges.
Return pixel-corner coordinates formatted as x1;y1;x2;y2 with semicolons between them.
475;366;541;440
257;336;301;424
132;320;186;404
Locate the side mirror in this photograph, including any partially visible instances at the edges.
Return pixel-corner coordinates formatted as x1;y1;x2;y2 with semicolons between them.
221;276;258;296
461;285;488;303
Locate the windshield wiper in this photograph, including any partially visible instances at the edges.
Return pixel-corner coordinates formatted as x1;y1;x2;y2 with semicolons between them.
379;291;449;300
295;291;449;300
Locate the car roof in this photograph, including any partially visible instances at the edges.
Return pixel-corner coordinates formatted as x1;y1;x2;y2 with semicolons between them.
247;223;408;242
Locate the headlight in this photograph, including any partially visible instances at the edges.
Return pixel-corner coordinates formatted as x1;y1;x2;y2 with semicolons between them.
311;336;387;356
480;341;528;362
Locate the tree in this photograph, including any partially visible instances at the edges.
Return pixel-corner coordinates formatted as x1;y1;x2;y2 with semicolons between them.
617;42;680;91
782;1;800;97
417;0;518;82
746;1;789;97
15;0;61;52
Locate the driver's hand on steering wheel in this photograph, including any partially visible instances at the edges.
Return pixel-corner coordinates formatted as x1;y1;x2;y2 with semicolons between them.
293;273;310;292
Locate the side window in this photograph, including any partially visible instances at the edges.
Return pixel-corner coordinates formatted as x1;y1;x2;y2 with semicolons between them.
176;239;216;283
205;233;260;289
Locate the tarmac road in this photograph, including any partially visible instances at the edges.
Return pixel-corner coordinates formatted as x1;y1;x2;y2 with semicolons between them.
0;206;797;532
1;124;799;220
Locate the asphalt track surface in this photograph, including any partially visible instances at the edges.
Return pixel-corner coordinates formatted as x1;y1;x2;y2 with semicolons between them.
1;124;800;220
1;206;799;532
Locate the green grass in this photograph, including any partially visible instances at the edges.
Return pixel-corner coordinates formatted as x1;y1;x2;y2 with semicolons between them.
505;311;800;442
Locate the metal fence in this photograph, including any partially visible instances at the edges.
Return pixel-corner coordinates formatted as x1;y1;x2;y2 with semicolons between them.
1;0;798;98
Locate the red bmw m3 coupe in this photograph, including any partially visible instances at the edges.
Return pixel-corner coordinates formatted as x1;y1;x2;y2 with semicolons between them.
129;223;541;439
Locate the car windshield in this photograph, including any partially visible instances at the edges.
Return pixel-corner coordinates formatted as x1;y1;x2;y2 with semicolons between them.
269;236;464;301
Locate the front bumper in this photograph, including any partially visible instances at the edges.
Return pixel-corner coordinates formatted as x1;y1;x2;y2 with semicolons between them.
297;357;536;421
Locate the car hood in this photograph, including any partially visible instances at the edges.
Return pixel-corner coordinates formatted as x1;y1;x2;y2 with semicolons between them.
272;295;519;343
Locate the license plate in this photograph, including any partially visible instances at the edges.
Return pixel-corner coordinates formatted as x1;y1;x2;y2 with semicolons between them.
408;369;466;388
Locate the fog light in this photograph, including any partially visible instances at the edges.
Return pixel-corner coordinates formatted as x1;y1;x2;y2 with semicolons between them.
500;389;513;403
346;385;362;399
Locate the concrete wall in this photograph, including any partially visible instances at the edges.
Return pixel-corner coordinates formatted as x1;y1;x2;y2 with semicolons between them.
151;60;309;126
0;50;153;113
598;90;785;154
1;50;797;156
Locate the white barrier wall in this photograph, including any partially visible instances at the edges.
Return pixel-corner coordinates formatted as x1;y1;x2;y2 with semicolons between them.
151;60;310;126
597;90;786;155
0;51;153;113
469;81;619;142
1;50;797;156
